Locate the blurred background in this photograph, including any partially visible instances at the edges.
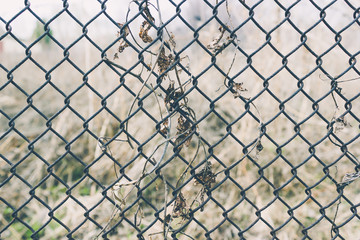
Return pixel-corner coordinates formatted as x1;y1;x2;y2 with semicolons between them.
1;0;359;239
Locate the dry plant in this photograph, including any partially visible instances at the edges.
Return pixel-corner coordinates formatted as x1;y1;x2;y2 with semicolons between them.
1;0;360;240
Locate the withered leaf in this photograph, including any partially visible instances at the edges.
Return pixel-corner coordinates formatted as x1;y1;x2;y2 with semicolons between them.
173;192;189;219
114;23;130;58
194;162;216;188
158;48;174;75
177;115;191;133
169;32;176;48
207;25;234;54
138;6;155;43
164;81;182;111
174;115;192;149
117;23;129;37
232;82;247;98
333;116;351;132
139;21;153;43
160;119;169;135
143;6;155;23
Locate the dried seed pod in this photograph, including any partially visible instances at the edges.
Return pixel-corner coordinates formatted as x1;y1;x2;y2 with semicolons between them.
160;119;169;135
174;115;192;149
169;32;176;48
207;25;233;53
117;23;129;37
194;162;216;188
232;82;247;98
114;23;129;59
158;48;174;75
139;21;153;43
139;6;154;43
173;192;188;219
164;81;182;111
143;6;155;22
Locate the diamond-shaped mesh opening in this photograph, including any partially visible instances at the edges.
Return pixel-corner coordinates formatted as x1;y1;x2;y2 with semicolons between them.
296;156;326;186
258;199;292;233
31;83;65;118
290;0;322;31
305;24;337;55
241;217;272;239
34;174;68;205
9;59;46;94
5;8;36;40
274;218;306;239
292;197;324;230
324;0;358;30
0;39;26;70
52;105;84;131
306;216;334;239
339;22;360;54
13;153;48;187
89;154;124;186
0;131;29;162
11;107;47;138
65;37;102;72
321;45;355;75
251;1;287;33
286;45;319;77
226;197;257;229
52;196;87;231
26;25;65;71
15;198;51;237
52;152;85;184
0;83;28;120
0;174;31;209
138;175;167;210
48;61;83;95
49;11;84;48
278;177;307;207
86;14;120;50
1;0;360;239
69;85;103;118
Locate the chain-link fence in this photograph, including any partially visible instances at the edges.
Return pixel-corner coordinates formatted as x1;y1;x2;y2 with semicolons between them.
1;0;360;239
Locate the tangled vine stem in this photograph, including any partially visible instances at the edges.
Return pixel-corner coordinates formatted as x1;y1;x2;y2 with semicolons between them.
2;0;360;239
93;0;359;239
96;0;267;238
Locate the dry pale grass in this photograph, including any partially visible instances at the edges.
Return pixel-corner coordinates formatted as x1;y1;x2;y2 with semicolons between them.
1;0;360;239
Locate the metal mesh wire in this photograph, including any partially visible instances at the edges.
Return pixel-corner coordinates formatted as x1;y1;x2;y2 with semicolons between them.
0;0;360;239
